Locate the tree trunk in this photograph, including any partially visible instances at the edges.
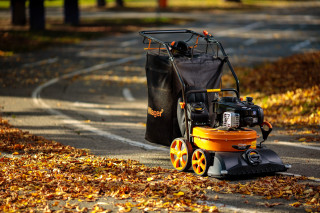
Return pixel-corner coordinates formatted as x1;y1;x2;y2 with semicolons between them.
29;0;45;30
97;0;106;7
158;0;167;9
64;0;79;26
224;0;241;2
116;0;124;7
11;0;26;26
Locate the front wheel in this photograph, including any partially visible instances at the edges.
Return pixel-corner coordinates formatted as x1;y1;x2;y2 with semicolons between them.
192;149;211;176
170;138;193;172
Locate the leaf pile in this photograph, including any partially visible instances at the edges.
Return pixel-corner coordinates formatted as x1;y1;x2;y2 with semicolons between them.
0;119;87;156
241;51;320;95
1;118;320;212
251;85;320;127
226;51;320;128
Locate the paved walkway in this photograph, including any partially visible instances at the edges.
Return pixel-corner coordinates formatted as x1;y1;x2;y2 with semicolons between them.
1;4;320;212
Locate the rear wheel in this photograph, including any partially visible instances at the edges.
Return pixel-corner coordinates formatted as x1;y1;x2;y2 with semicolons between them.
170;138;193;172
192;149;211;176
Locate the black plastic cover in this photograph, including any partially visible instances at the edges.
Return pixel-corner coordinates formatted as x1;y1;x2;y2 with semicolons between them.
208;148;288;177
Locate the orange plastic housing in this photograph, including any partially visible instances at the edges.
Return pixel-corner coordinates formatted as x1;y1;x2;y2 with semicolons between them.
192;127;258;152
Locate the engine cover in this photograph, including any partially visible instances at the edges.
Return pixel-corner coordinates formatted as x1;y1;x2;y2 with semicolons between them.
217;97;264;127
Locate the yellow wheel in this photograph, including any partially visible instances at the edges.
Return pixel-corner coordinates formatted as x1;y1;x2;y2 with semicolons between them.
170;138;192;172
192;149;211;176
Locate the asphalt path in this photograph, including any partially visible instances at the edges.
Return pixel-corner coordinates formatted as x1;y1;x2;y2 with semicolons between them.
1;5;320;212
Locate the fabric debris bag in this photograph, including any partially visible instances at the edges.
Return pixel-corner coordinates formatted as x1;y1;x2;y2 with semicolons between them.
145;50;224;146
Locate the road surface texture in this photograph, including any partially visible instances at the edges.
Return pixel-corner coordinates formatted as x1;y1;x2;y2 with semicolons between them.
1;3;320;212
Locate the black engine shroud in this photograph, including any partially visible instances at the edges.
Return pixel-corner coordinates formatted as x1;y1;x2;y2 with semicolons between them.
216;96;264;128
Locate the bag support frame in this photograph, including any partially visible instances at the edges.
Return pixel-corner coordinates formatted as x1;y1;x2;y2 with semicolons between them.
140;29;240;142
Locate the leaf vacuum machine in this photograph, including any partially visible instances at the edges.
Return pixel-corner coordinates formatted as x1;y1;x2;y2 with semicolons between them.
139;29;291;177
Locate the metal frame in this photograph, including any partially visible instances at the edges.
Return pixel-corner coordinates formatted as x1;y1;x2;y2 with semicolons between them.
140;29;240;142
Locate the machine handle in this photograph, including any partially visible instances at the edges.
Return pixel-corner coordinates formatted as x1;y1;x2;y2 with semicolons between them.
139;29;205;46
186;88;240;99
140;29;203;36
203;30;213;37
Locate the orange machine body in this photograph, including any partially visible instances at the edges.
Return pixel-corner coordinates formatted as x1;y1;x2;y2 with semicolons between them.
192;127;258;152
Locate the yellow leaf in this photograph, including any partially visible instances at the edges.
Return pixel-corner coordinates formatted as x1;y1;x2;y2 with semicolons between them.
209;206;218;212
147;177;154;181
286;190;293;194
290;202;301;207
310;197;317;203
118;206;131;212
284;186;291;190
13;152;19;155
298;138;306;142
52;201;59;206
173;191;184;196
31;193;39;197
304;189;313;194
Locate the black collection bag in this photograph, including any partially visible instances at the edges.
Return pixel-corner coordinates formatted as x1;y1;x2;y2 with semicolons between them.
145;50;224;146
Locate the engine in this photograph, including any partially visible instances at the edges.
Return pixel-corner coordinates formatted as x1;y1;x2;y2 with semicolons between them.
185;95;264;133
216;96;264;128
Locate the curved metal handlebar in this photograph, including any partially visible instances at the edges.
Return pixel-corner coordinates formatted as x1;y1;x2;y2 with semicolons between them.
139;29;205;46
139;29;204;37
186;88;240;99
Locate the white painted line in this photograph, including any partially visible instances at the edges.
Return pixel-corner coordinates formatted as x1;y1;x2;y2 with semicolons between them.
273;141;320;151
32;55;168;151
120;39;138;47
243;38;257;46
215;22;263;37
122;88;135;101
291;40;311;52
22;57;59;68
73;102;111;115
242;22;263;31
73;101;107;108
277;172;320;182
96;110;111;116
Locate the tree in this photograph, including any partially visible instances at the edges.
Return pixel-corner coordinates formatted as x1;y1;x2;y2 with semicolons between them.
224;0;241;2
29;0;45;30
64;0;79;26
116;0;124;7
11;0;26;26
97;0;106;7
